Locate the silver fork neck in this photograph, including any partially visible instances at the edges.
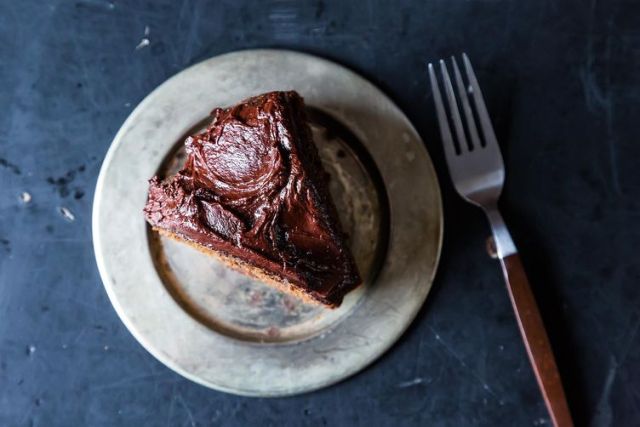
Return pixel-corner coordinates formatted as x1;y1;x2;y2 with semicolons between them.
484;207;517;258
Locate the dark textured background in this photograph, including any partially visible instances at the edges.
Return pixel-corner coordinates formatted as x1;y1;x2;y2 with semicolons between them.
1;0;639;426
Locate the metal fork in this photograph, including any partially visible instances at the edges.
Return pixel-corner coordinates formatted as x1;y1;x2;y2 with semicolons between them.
428;54;573;427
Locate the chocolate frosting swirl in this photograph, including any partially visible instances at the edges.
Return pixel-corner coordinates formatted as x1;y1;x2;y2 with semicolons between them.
144;91;361;306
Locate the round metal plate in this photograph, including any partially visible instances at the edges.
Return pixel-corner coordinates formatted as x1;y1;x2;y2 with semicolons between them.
93;49;442;396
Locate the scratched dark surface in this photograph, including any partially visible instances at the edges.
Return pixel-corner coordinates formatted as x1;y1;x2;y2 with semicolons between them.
1;0;639;426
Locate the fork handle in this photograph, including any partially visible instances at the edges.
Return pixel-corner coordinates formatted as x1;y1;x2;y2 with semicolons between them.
499;253;573;427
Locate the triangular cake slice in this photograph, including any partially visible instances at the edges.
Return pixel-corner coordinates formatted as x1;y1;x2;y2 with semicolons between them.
144;91;361;307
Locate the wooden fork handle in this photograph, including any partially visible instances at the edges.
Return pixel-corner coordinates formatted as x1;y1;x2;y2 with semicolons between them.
499;254;573;427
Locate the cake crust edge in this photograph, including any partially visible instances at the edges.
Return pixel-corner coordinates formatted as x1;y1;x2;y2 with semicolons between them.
154;228;345;308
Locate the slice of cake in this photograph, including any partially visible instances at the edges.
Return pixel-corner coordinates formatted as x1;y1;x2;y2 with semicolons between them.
144;91;361;307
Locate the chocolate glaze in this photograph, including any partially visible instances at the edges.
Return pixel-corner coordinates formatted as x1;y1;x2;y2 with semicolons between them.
144;91;361;307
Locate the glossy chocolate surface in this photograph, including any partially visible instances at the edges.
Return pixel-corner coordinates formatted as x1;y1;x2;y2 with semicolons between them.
144;91;361;306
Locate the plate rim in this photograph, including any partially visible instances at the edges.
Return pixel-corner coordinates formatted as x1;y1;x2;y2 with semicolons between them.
92;48;443;396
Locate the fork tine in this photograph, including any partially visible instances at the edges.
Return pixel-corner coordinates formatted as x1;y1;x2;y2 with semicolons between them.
452;56;482;149
440;59;469;153
428;63;457;161
462;53;499;149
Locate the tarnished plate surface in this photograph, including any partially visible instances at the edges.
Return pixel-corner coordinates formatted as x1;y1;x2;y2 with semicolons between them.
93;49;442;396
